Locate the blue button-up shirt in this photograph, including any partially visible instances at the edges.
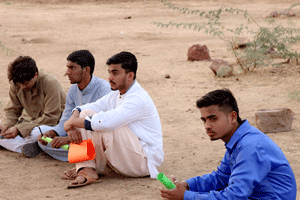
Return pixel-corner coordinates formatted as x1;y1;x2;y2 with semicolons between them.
52;76;111;136
184;120;297;200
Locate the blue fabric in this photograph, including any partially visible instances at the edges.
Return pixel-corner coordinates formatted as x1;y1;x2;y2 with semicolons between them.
184;120;297;200
84;116;93;131
52;76;111;137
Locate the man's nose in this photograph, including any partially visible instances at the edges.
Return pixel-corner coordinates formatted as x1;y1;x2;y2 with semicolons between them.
65;69;71;76
204;121;212;130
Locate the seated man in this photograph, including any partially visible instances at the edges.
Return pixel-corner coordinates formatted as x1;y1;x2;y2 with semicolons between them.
0;56;66;153
62;51;164;188
21;50;111;160
159;89;297;200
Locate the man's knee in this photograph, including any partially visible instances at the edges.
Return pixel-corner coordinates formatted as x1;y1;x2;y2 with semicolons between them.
79;109;97;118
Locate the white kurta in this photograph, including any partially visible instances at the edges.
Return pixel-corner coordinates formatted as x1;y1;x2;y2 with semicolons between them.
75;81;164;178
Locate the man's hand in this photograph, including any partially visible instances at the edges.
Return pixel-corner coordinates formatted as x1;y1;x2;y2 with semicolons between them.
67;127;82;144
0;125;9;135
159;175;187;200
50;136;71;148
0;126;20;139
38;130;57;146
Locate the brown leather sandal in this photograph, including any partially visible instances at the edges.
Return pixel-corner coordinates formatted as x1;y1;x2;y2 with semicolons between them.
67;169;102;189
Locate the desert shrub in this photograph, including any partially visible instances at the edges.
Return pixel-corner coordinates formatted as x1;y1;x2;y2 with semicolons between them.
153;0;300;72
0;41;21;56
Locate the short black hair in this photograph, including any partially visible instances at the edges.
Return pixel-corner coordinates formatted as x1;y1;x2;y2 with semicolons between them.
106;51;137;79
196;88;243;124
67;50;95;75
8;56;38;84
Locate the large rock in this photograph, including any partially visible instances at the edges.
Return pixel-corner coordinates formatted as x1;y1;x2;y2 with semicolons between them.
209;59;234;77
255;108;294;133
187;44;211;61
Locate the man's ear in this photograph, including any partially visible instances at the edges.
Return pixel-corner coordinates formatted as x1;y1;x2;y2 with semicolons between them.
128;71;135;80
84;66;91;75
230;111;238;123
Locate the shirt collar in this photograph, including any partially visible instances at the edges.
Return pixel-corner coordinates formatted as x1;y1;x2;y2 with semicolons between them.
225;120;250;150
120;80;136;96
31;71;44;95
80;75;94;94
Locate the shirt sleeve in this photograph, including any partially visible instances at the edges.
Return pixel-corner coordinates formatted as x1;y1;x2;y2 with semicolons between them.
87;95;146;132
184;146;271;199
16;78;66;137
1;83;24;127
51;88;75;137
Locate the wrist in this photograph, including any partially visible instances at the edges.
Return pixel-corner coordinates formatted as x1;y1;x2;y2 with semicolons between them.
183;181;190;190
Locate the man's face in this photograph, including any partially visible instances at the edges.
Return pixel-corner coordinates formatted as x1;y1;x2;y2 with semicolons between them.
108;64;132;94
65;61;84;84
18;73;38;91
200;105;236;143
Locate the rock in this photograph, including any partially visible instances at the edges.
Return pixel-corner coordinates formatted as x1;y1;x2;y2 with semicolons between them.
209;59;234;77
187;44;211;61
165;74;170;78
232;37;251;49
264;10;296;18
255;108;294;133
269;11;281;18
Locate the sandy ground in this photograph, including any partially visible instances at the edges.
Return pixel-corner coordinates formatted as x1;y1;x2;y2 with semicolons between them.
0;0;300;199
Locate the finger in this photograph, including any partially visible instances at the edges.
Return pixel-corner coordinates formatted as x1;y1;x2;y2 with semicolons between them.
170;175;176;182
69;133;76;144
40;140;48;146
50;139;58;148
78;133;82;144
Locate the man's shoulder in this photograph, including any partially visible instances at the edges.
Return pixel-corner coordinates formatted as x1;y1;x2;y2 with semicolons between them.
126;82;154;104
39;71;60;84
92;76;109;86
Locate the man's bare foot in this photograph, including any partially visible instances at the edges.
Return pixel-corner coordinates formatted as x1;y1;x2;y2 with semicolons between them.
61;168;77;180
71;167;98;185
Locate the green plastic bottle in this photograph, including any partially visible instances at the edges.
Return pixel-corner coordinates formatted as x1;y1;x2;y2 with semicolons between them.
157;172;176;189
42;136;69;151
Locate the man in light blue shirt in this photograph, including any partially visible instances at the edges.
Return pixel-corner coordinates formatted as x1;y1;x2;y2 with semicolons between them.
160;88;296;200
21;50;111;161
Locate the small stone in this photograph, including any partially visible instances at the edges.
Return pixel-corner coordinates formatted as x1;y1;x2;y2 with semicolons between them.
165;74;170;79
209;59;234;77
232;37;251;49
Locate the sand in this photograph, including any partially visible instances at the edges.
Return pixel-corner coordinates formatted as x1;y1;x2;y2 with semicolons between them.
0;0;300;199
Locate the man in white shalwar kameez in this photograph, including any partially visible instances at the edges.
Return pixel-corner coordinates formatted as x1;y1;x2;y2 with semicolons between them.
62;51;164;188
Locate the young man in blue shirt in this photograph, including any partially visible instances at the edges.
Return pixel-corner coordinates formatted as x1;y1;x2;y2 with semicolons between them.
21;50;111;161
160;88;297;200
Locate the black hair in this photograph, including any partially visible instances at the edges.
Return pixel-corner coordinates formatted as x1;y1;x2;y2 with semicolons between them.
8;56;38;84
106;51;137;79
67;50;95;75
196;88;243;124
